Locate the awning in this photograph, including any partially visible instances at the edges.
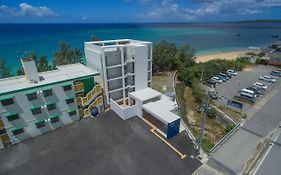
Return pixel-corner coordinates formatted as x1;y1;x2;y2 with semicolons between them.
33;118;45;124
0;94;14;101
30;105;41;110
49;114;59;119
41;87;53;91
5;112;18;117
68;107;77;113
61;82;72;87
24;90;37;95
46;99;56;105
65;96;75;100
10;124;24;132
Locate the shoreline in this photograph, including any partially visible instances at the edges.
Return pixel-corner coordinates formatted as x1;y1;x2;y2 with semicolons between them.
195;50;248;63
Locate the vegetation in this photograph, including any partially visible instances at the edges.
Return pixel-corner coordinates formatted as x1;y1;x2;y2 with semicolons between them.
175;82;188;124
0;41;82;78
53;41;83;66
91;35;100;41
0;59;12;78
224;123;236;134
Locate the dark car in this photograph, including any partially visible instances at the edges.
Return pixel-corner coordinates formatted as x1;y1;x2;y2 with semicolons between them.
221;72;232;79
219;73;230;80
217;75;228;82
271;70;281;77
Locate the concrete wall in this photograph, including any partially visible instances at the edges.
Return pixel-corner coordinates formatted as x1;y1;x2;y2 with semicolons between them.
110;99;137;120
134;45;149;91
0;81;79;144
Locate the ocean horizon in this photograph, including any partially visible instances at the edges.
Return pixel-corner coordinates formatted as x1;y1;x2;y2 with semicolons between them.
0;22;281;70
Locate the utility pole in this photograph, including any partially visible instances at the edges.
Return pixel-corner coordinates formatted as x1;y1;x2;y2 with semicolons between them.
200;65;204;83
198;91;210;153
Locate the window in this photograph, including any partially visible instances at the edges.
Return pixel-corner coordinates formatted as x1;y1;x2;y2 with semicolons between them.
50;116;59;123
7;113;19;121
26;93;37;101
68;110;77;116
47;103;56;111
31;107;41;115
35;121;45;128
66;98;74;104
0;129;6;134
12;128;24;135
43;89;53;97
63;85;72;91
1;98;14;106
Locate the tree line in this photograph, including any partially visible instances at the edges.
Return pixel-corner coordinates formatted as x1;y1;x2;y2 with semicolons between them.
0;41;83;78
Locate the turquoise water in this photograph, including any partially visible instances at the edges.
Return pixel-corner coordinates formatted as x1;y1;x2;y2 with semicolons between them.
0;23;281;70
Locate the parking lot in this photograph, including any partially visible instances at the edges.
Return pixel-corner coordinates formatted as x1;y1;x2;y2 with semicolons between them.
214;65;280;111
0;110;201;175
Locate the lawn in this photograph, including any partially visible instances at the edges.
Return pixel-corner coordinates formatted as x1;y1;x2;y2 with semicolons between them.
152;71;175;93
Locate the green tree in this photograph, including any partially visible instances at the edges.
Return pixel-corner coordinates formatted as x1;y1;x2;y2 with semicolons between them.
53;42;83;66
153;40;177;72
16;66;24;76
91;35;100;41
0;59;12;78
37;56;51;72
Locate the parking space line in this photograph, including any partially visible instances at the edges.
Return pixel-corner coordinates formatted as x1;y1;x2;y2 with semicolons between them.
150;128;187;160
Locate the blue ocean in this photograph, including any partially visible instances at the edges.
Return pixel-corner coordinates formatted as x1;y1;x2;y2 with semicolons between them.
0;22;281;70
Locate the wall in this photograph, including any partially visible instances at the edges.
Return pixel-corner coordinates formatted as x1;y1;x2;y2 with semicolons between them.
0;81;80;144
134;45;149;91
110;99;137;120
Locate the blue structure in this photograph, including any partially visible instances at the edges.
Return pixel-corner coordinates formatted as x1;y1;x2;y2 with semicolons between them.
167;119;180;139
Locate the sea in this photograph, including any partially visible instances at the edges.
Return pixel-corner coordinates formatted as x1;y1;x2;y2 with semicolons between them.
0;22;281;70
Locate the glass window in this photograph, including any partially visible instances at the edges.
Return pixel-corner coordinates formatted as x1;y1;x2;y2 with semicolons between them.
43;89;53;97
50;117;59;123
66;98;74;104
26;93;37;101
31;107;41;115
1;98;14;106
7;113;19;121
69;110;77;116
63;85;72;91
12;128;24;135
35;121;45;128
47;103;56;111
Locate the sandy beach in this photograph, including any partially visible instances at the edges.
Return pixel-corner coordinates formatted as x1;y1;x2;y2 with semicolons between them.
195;50;248;63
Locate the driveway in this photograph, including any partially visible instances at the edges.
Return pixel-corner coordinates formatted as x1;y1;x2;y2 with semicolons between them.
0;110;201;175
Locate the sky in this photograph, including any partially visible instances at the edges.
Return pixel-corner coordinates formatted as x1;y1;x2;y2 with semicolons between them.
0;0;281;23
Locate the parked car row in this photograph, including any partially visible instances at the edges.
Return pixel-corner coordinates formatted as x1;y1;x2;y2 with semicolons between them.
208;69;238;84
239;70;280;101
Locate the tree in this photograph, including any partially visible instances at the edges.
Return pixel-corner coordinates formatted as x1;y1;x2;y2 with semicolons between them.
37;56;51;72
16;66;24;76
91;35;100;41
153;40;177;72
0;59;12;78
53;41;83;66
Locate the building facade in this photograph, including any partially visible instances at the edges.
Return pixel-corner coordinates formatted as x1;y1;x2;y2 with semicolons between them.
0;59;103;149
84;39;153;105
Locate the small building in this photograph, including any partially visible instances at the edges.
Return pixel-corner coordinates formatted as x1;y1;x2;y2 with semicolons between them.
0;59;103;149
110;88;181;139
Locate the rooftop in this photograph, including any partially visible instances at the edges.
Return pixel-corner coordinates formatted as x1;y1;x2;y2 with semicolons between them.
0;63;99;95
129;88;161;102
142;95;180;124
84;39;151;49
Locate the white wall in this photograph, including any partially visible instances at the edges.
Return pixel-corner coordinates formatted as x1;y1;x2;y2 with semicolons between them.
134;45;149;91
110;99;137;120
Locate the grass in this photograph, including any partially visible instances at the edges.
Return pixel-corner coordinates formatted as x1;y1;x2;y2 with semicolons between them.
217;105;246;122
152;71;175;93
175;83;225;152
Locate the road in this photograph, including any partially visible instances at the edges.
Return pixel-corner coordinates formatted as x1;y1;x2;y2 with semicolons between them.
195;77;281;174
254;131;281;175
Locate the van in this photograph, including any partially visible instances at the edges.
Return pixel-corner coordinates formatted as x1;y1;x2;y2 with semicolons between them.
240;88;257;99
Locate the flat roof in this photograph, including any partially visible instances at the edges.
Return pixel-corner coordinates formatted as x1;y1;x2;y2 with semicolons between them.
0;63;99;95
85;39;151;48
129;88;161;102
142;95;180;124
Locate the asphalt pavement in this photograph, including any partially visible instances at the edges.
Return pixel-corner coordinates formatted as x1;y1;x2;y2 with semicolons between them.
0;110;201;175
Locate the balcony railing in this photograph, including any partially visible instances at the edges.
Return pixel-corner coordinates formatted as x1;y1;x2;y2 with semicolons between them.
83;96;103;117
78;84;102;106
74;83;84;92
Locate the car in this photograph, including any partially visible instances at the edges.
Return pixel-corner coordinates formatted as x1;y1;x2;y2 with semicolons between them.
259;76;276;83
240;88;257;99
253;82;267;90
211;77;223;83
226;69;238;76
209;90;218;99
217;75;228;82
246;87;261;96
196;103;212;113
271;70;281;77
206;79;217;85
219;73;230;80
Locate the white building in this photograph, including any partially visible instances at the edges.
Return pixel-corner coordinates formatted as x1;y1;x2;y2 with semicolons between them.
0;59;103;149
84;39;153;105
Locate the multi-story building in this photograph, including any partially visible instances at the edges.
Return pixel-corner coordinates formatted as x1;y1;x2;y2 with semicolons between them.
84;39;153;105
0;58;103;149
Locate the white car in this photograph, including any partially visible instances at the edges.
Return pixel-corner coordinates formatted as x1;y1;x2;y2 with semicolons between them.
253;82;267;90
259;76;276;83
211;77;223;83
226;69;238;76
